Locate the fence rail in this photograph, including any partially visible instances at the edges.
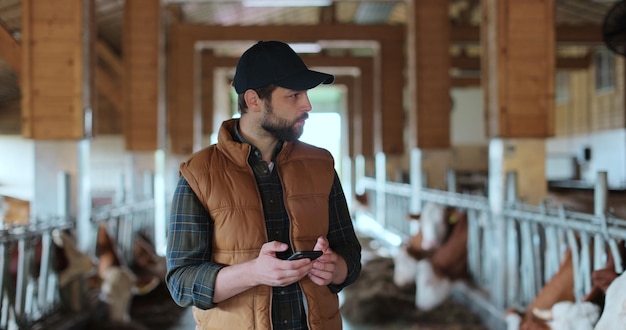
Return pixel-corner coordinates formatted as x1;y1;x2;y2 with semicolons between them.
0;200;154;330
1;218;74;329
354;153;626;328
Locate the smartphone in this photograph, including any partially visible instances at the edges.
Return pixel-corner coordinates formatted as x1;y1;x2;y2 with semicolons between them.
287;250;323;261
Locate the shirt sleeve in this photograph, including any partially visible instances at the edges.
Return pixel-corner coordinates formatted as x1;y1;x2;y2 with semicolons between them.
326;171;362;293
165;176;224;310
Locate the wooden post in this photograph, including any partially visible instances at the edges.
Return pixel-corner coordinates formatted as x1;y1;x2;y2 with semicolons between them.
166;24;403;156
123;0;162;151
376;40;405;155
0;25;21;80
407;0;452;150
167;25;196;155
482;0;555;138
21;0;95;139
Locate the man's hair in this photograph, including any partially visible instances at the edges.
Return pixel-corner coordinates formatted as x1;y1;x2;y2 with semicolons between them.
237;84;277;114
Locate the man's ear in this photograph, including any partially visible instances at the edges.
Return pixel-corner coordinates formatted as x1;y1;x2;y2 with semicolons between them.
244;90;262;112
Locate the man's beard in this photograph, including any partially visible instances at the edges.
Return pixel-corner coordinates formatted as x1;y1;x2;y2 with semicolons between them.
260;102;308;142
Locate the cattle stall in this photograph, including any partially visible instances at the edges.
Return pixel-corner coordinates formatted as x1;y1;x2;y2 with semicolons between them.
353;151;626;330
0;217;74;329
0;172;156;330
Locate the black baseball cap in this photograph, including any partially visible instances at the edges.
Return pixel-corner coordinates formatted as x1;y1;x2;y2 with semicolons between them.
232;40;334;94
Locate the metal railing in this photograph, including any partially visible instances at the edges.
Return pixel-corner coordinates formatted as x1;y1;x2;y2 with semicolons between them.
354;152;626;327
0;199;155;330
91;199;156;264
0;218;74;329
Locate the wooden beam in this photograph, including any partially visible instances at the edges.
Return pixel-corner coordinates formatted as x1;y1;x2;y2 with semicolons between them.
95;66;122;112
200;54;374;68
320;2;336;24
95;39;123;78
451;24;602;45
451;76;480;87
0;25;21;80
168;30;196;155
200;50;216;136
123;0;161;151
482;0;555;138
165;3;183;23
556;24;602;44
556;53;592;70
0;100;21;134
176;23;405;42
377;40;405;154
198;53;376;158
451;55;480;70
21;0;95;139
408;0;452;150
174;23;599;47
451;54;591;70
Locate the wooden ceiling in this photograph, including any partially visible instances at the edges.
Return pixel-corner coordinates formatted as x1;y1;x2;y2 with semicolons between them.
0;0;620;130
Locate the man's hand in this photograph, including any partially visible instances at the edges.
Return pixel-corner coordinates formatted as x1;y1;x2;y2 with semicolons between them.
250;241;313;287
214;241;312;303
308;236;348;286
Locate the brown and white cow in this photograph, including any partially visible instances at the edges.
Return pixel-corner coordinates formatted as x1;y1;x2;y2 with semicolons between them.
95;224;163;323
393;202;470;311
52;229;97;287
593;269;626;329
506;242;626;330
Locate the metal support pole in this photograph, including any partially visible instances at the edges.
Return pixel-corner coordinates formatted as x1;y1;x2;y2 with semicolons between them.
375;152;386;228
446;169;456;193
505;171;519;306
409;148;422;216
143;170;154;200
354;155;365;195
57;172;71;218
594;171;609;270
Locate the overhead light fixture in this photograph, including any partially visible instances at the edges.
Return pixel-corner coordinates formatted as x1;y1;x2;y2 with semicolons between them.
288;43;322;53
242;0;332;7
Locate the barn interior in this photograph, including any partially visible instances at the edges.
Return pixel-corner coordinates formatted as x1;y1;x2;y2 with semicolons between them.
1;0;626;329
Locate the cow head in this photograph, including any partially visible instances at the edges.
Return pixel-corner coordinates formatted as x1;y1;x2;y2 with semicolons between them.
414;259;452;311
532;301;600;330
100;266;138;323
392;246;419;287
407;202;452;252
594;271;626;330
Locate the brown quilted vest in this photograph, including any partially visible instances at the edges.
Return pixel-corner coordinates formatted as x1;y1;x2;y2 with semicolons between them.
179;119;342;330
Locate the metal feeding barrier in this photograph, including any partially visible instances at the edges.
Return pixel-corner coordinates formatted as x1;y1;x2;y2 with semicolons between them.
1;167;156;330
353;152;626;328
0;217;73;330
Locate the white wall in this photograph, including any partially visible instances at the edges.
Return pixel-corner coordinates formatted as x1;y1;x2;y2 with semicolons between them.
0;135;35;200
451;87;487;146
0;135;159;202
546;129;626;188
90;135;127;196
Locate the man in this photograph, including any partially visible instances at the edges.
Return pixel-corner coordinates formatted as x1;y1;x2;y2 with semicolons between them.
165;40;362;330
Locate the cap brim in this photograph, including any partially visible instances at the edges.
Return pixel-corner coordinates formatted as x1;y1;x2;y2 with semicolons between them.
274;69;334;91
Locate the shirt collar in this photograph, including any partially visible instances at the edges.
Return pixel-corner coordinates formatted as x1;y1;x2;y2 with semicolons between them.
231;119;284;162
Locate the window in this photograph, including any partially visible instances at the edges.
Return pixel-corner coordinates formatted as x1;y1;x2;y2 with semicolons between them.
595;48;616;92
